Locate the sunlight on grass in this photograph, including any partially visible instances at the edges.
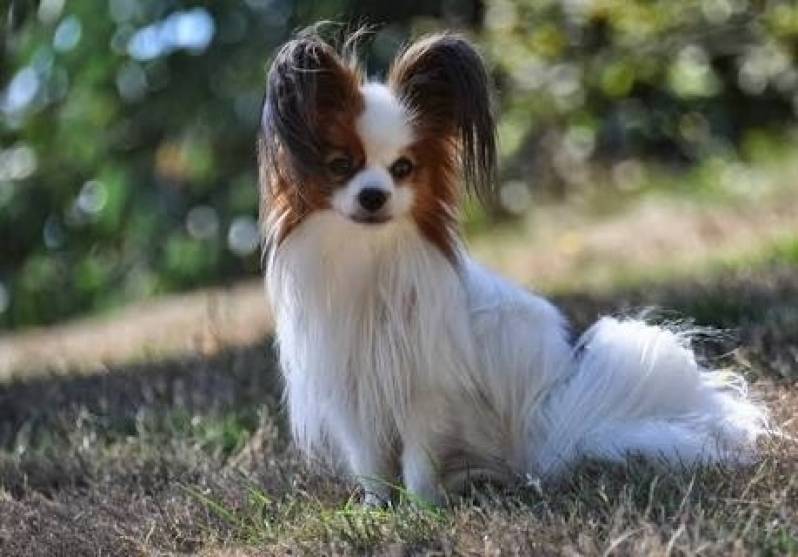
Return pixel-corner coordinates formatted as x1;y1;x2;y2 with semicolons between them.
547;231;798;297
469;144;798;298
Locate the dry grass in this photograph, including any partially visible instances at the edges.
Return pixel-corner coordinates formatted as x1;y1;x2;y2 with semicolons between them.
0;263;796;555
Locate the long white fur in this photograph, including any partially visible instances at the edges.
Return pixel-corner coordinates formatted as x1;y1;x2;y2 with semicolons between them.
265;83;769;504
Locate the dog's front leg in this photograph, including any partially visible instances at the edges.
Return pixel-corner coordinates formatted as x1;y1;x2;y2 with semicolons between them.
401;434;444;505
331;418;396;506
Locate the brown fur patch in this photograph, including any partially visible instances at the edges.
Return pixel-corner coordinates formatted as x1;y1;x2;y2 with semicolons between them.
407;135;460;261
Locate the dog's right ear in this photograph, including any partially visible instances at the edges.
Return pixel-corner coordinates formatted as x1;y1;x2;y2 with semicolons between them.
260;32;362;180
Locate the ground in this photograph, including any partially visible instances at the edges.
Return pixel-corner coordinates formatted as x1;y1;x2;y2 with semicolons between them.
0;178;796;555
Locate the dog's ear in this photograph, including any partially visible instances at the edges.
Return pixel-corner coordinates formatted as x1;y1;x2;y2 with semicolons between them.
389;34;496;201
260;31;362;180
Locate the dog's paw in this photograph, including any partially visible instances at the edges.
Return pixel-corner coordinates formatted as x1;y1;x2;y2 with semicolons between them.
363;491;390;508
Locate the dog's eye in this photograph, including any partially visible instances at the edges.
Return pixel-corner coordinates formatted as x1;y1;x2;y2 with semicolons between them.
327;156;353;177
389;157;414;180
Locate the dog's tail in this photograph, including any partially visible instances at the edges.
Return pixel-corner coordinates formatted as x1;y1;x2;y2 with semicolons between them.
531;317;770;477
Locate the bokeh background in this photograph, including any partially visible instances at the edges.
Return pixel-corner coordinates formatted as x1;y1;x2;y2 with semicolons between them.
2;0;798;330
2;3;798;554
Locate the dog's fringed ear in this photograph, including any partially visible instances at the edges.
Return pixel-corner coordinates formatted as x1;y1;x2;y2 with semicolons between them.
260;30;361;180
389;34;497;201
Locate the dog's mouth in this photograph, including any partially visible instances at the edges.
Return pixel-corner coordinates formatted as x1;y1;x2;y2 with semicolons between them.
351;214;392;225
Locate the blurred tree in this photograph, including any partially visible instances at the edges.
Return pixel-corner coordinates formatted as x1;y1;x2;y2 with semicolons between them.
485;0;798;198
1;0;797;329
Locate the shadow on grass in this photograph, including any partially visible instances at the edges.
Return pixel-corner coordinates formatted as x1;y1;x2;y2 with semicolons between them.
0;339;300;555
0;339;284;451
556;263;798;382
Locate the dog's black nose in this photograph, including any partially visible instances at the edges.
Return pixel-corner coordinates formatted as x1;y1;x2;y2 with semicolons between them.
358;188;389;212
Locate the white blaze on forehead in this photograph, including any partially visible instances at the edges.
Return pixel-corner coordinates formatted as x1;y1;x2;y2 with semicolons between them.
356;83;413;165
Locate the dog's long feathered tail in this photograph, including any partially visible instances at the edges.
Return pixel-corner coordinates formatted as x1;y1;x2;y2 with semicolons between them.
531;317;769;477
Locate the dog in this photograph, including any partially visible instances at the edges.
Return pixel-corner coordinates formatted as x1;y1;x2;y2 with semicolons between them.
258;28;769;505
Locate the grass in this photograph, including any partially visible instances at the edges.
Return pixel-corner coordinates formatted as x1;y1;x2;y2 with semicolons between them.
183;453;797;554
0;260;796;555
470;170;798;296
183;483;453;551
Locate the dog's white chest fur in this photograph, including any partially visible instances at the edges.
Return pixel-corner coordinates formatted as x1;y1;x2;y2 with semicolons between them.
267;213;481;457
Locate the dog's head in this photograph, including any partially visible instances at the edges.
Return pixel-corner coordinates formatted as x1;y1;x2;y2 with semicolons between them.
259;27;496;259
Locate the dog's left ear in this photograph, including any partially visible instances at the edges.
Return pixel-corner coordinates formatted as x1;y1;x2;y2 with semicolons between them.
389;34;496;200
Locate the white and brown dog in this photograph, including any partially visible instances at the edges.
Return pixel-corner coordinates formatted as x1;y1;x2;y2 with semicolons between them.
258;28;768;505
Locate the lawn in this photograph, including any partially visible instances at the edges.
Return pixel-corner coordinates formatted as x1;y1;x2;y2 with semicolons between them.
0;179;796;555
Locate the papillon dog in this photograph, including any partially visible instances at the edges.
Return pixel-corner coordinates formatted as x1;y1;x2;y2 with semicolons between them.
258;28;769;505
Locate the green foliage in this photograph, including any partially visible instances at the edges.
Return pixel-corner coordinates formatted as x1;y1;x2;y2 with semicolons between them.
486;0;798;195
2;0;798;329
0;0;475;329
